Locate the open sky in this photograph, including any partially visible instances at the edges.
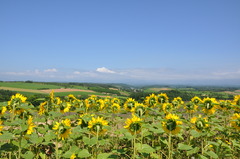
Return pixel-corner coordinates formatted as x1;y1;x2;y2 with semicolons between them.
1;0;240;85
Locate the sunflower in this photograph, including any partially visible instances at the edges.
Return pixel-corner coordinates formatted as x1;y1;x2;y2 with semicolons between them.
88;116;108;135
202;97;218;115
0;106;7;115
111;103;121;113
124;98;136;111
60;102;71;114
26;116;36;135
232;95;240;112
230;113;240;131
218;100;232;110
111;97;121;104
145;94;157;108
157;93;169;104
191;96;202;105
124;114;142;135
162;103;173;114
77;113;95;128
38;101;47;115
70;153;76;159
190;115;209;132
184;102;198;113
162;114;182;135
172;97;184;109
50;90;55;103
53;119;72;140
131;102;147;118
8;93;27;106
0;120;3;135
95;99;105;111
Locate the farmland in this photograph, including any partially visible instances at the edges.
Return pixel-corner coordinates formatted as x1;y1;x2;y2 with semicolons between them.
0;81;240;158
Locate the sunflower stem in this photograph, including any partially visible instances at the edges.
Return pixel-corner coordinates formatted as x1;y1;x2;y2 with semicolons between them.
133;130;136;159
168;133;172;159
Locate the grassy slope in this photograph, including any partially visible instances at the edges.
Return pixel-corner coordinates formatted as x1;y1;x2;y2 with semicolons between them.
0;82;61;90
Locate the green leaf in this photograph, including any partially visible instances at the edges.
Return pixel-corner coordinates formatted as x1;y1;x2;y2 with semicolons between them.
0;132;14;140
97;153;112;159
198;154;208;159
205;151;218;159
190;130;201;138
29;133;43;144
63;150;73;158
44;131;56;142
187;147;199;156
21;151;34;159
82;136;97;146
78;149;91;158
135;143;155;154
178;143;193;151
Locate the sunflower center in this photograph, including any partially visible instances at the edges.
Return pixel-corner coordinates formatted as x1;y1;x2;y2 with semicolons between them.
166;119;177;131
196;120;205;130
130;122;141;132
205;102;213;109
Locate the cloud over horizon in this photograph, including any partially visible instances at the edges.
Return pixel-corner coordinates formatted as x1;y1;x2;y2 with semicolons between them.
1;67;240;85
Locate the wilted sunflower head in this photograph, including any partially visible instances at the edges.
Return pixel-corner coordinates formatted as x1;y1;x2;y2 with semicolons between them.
145;94;157;108
53;119;72;140
124;114;142;135
162;114;182;135
157;93;169;104
190;115;209;132
230;113;240;131
88;116;108;135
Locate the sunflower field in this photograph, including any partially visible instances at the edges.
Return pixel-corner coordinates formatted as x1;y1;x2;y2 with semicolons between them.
0;91;239;159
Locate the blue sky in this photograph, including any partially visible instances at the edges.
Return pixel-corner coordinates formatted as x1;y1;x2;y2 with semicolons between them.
1;0;240;85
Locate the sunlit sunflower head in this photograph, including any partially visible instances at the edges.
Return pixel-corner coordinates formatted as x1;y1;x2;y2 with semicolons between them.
60;102;71;114
0;106;7;115
191;96;202;105
0;120;4;135
95;99;105;111
190;115;209;132
202;97;218;115
77;113;95;127
218;100;232;110
111;97;121;104
124;98;136;111
124;114;142;135
49;90;54;103
172;97;184;108
53;118;72;140
26;116;36;135
157;93;169;104
88;116;108;135
230;113;240;131
111;103;121;113
68;94;77;101
233;95;240;106
162;114;182;135
131;102;147;118
8;93;27;106
145;94;157;108
38;101;47;115
184;102;198;113
162;103;173;114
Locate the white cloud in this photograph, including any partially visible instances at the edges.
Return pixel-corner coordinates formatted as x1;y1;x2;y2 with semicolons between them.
73;71;81;75
44;68;58;73
96;67;115;73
